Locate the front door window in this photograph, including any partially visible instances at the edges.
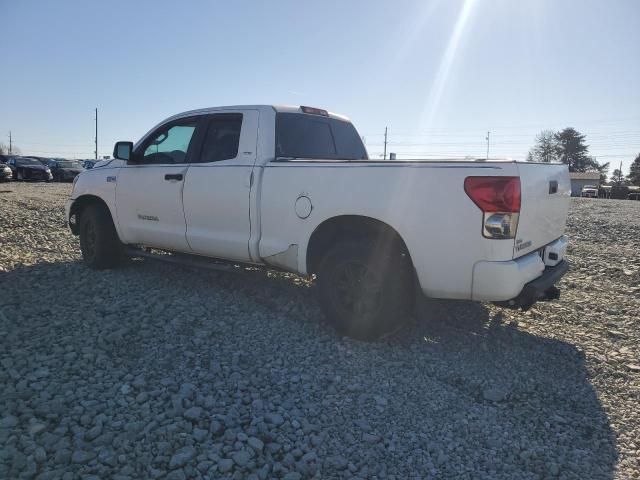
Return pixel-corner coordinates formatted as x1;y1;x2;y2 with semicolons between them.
141;123;197;164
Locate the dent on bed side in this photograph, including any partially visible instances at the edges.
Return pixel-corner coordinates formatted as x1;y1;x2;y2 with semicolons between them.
264;244;299;271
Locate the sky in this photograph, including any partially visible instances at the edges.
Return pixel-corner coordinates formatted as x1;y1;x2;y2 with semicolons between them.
1;0;639;174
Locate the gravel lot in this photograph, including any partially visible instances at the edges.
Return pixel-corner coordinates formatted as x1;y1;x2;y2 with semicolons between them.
1;182;639;480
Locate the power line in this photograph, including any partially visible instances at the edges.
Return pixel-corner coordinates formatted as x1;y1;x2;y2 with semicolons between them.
20;149;95;155
362;130;640;138
16;141;95;147
366;150;637;158
367;141;640;148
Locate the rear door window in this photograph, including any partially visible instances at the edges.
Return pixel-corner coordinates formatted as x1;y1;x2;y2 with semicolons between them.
197;114;243;163
276;113;367;160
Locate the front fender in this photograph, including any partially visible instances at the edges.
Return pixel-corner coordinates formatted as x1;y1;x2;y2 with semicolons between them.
67;163;121;238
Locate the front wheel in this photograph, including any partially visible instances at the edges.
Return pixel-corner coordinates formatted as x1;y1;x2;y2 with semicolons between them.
317;240;415;340
79;204;124;269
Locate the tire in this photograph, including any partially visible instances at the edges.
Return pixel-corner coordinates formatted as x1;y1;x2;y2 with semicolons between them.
317;239;415;340
79;203;123;269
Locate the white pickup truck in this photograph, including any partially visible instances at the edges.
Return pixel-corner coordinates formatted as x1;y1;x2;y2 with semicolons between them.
66;105;570;339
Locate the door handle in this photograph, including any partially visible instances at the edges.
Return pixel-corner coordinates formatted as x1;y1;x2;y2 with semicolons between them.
164;173;183;181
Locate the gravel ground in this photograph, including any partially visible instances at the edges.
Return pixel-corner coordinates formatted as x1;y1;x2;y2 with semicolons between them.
1;182;638;480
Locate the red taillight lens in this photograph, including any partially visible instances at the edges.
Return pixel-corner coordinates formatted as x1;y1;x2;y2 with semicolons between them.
464;176;521;213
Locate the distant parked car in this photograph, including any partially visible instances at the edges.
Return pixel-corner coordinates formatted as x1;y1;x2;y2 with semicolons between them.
82;160;97;169
5;157;53;181
0;163;12;181
24;156;51;166
628;192;640;201
580;185;598;198
47;159;84;182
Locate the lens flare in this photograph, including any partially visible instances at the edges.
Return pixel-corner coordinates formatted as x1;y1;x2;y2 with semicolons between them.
420;0;478;131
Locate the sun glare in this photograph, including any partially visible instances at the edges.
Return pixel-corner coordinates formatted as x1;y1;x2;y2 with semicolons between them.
420;0;478;131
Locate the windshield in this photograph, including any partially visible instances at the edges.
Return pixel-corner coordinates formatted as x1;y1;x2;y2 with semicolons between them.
57;161;83;168
17;158;42;166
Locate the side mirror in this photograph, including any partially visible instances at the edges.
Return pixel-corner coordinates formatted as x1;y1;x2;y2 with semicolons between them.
113;141;134;162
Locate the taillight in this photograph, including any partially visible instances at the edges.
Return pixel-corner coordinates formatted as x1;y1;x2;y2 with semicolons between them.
464;176;521;239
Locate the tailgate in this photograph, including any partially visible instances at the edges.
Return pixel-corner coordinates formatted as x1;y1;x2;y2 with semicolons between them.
514;163;570;258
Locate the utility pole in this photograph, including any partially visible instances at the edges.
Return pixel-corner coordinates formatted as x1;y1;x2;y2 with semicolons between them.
8;131;12;154
485;131;490;160
94;107;98;160
383;127;388;160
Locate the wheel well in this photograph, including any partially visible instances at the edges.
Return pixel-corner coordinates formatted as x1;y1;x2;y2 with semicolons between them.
306;215;413;274
69;195;113;235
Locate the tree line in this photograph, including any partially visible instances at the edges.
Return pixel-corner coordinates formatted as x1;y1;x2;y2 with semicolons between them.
0;143;22;156
527;128;639;185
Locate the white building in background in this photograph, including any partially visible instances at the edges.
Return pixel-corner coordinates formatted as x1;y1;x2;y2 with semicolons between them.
569;172;601;196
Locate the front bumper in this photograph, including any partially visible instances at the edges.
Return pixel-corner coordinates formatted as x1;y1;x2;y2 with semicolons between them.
22;170;52;181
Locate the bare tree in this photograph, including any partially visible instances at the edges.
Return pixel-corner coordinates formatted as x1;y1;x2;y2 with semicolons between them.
528;130;558;163
0;143;20;155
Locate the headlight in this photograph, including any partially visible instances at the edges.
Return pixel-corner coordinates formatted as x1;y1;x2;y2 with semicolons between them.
45;168;51;173
72;174;80;186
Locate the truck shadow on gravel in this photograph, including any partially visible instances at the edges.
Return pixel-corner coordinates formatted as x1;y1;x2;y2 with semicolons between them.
0;259;618;479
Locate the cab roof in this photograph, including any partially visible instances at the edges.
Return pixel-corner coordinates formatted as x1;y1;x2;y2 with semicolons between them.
164;105;350;123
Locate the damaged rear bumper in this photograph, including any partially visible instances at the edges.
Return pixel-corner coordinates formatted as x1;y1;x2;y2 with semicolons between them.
495;260;569;310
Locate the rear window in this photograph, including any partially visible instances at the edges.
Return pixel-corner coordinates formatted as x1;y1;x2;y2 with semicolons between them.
276;113;368;160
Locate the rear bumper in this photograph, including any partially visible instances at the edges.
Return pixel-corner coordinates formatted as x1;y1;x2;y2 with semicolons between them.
472;237;568;302
495;261;569;309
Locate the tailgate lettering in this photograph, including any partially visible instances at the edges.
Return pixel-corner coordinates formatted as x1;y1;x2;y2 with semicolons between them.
515;240;532;251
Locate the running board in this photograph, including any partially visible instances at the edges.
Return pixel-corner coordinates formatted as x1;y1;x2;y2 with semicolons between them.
124;247;247;274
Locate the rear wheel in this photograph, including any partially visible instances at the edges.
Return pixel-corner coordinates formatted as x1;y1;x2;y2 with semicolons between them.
79;204;124;269
317;240;414;340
